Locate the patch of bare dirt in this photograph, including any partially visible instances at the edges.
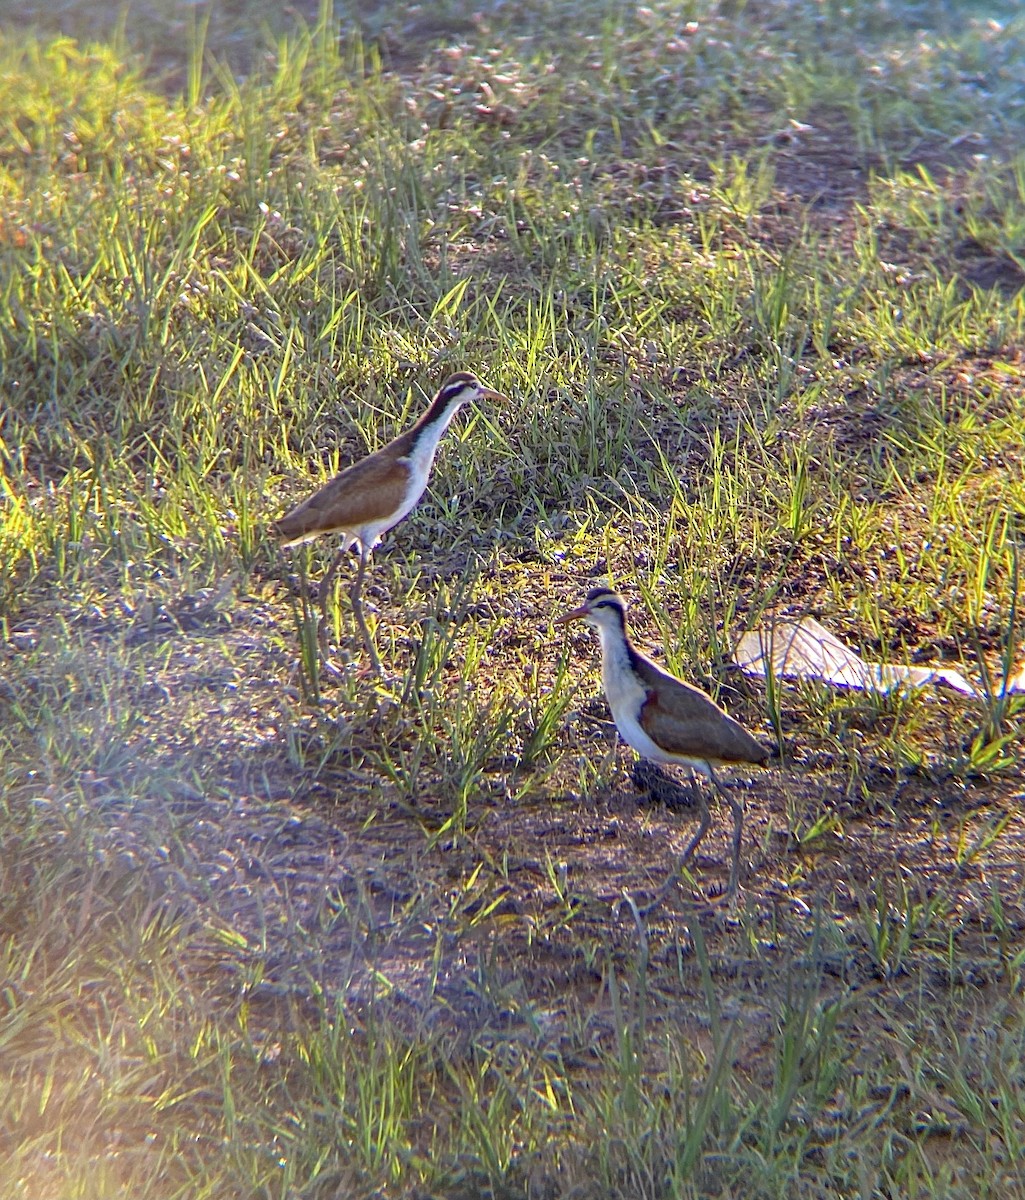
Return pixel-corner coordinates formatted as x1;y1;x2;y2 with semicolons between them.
954;240;1025;295
22;575;1021;1081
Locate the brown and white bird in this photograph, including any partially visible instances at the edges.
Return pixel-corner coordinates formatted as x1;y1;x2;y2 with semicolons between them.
557;586;770;908
273;371;506;674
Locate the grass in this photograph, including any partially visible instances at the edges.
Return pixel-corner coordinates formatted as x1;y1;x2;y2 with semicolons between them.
1;0;1025;1196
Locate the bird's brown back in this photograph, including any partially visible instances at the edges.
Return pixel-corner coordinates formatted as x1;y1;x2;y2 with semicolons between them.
272;432;415;546
633;652;770;767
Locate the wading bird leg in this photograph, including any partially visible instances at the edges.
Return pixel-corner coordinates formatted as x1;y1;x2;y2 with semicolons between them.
639;776;712;917
349;544;383;676
713;768;745;903
314;547;348;674
318;547;347;627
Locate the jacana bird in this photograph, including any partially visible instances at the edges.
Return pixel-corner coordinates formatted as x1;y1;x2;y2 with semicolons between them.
272;371;506;675
557;586;770;909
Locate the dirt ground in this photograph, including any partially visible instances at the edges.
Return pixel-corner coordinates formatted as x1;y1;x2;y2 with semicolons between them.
5;2;1024;1165
44;566;1024;1079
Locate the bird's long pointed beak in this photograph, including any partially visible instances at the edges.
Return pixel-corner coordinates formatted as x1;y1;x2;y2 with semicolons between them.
479;387;508;403
555;604;589;626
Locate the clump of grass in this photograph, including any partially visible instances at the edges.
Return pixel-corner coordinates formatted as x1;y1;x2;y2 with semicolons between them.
2;1;1025;1197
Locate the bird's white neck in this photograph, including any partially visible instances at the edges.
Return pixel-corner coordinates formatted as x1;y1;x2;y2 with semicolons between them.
595;619;638;700
405;399;465;490
591;617;672;762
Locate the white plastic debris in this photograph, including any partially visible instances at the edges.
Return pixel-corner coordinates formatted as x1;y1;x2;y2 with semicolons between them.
733;616;980;698
1005;662;1025;695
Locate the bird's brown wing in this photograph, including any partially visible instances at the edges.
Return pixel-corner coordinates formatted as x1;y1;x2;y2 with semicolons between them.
634;653;769;767
272;445;413;546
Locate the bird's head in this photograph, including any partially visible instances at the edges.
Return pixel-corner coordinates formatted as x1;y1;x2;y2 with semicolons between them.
435;371;507;411
555;586;628;633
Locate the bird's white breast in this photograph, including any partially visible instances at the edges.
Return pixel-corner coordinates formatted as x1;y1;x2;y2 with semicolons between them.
598;631;669;760
392;407;462;528
597;626;711;776
357;407;462;549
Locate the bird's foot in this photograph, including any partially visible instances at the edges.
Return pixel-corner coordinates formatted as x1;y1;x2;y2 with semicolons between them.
314;623;353;682
318;654;348;682
629;887;734;922
633;865;688;918
631;860;744;921
706;875;746;914
354;662;403;693
313;622;398;690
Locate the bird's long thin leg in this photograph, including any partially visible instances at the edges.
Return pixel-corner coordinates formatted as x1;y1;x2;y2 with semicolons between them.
318;547;347;626
711;767;745;902
350;544;383;676
639;777;711;917
316;546;348;669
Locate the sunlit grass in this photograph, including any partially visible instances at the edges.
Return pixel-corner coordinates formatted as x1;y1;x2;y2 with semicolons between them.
1;0;1024;1196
